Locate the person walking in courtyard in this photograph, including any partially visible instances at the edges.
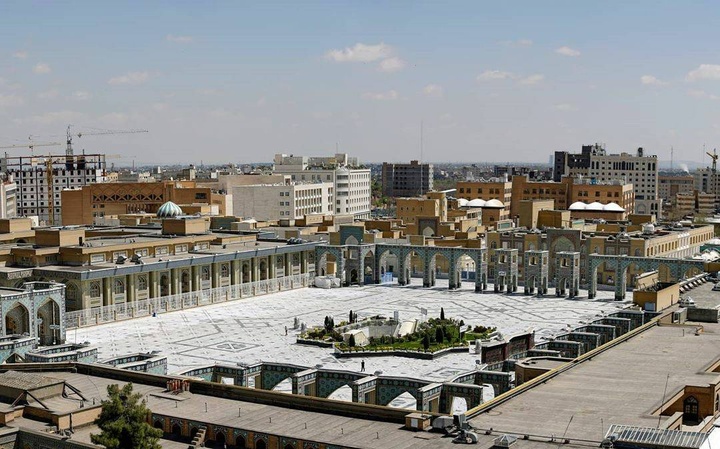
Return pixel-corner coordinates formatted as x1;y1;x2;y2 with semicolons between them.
361;360;365;372
285;326;288;336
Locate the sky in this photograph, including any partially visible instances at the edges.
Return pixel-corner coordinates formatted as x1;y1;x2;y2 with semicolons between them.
1;1;720;165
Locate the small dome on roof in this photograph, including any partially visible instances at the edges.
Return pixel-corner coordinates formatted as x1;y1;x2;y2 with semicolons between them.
569;201;587;211
586;201;604;211
602;202;625;212
156;201;183;218
467;199;486;207
484;199;505;208
457;198;469;207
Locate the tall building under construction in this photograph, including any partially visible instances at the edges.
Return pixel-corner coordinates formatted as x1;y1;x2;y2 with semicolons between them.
1;153;107;226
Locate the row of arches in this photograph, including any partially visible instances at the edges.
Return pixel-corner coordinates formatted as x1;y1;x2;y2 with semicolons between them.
155;421;302;449
258;376;474;413
317;246;482;289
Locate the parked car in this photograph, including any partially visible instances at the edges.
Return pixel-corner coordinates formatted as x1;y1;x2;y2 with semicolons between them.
713;283;720;291
679;297;697;308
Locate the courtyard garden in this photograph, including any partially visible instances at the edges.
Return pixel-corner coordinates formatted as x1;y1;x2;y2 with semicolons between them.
298;308;497;355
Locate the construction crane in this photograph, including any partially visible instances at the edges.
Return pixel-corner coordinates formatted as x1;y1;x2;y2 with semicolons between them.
707;148;718;172
66;125;148;157
0;139;62;155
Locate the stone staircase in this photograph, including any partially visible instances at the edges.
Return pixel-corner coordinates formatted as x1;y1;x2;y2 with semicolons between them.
188;425;207;448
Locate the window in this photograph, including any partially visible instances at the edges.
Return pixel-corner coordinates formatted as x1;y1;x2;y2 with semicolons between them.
201;266;211;281
137;275;148;291
220;264;230;278
89;281;101;298
66;283;79;301
113;279;125;295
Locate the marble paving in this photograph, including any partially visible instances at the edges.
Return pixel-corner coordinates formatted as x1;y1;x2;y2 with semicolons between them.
71;280;627;409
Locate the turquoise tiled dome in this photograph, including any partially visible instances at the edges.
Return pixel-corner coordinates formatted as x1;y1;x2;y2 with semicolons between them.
156;201;183;218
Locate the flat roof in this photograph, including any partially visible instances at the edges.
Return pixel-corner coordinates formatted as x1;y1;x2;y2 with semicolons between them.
468;322;720;441
0;371;63;392
26;371;450;449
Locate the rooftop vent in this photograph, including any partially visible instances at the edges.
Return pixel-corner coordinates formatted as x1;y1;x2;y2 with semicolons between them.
494;434;518;448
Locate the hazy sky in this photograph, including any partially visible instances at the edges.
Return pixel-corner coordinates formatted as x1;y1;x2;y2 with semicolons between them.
1;1;719;165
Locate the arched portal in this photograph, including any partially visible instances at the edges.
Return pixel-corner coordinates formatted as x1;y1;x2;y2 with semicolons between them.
432;253;451;287
255;439;267;449
210;431;226;448
235;435;247;448
37;299;61;345
317;253;337;277
5;303;29;336
326;385;353;402
170;423;182;439
241;263;250;283
387;391;417;410
404;251;424;286
160;274;170;296
181;270;190;293
271;377;292;394
378;250;399;284
259;260;268;281
363;250;375;284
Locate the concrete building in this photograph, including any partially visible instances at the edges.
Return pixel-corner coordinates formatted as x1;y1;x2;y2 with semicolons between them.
273;153;371;219
514;174;634;219
677;191;716;216
0;178;17;219
233;182;334;221
659;174;695;204
61;181;231;225
396;192;447;225
2;153;108;226
555;144;661;216
692;167;720;213
456;177;513;222
459;175;634;222
381;160;433;198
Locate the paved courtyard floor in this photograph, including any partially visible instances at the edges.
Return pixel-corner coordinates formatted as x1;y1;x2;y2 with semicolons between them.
72;280;627;389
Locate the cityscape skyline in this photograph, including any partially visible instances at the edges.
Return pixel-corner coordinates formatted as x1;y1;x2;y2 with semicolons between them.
1;1;720;164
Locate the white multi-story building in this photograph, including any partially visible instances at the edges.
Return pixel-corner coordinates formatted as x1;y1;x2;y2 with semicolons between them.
273;153;371;219
0;177;17;219
233;182;334;221
555;145;661;217
2;154;107;225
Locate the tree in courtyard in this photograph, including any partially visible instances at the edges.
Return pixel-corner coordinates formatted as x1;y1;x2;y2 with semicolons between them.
348;334;356;347
422;334;430;351
435;326;444;344
91;383;162;449
440;307;445;321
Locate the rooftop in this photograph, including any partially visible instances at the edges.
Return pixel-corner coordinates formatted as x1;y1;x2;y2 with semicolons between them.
467;321;720;441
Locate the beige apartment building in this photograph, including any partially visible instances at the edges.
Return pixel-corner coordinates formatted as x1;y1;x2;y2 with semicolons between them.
233;182;334;221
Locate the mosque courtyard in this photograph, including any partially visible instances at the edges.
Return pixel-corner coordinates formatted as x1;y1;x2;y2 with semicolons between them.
72;280;628;387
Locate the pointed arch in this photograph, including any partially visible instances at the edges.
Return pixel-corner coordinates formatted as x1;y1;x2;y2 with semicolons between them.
5;302;29;336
